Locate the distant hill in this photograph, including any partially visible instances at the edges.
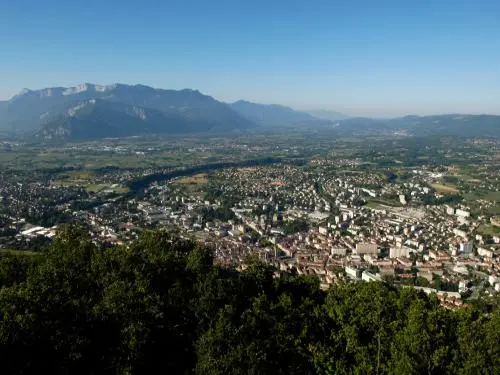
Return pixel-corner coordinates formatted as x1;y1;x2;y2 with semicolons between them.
306;109;349;121
229;100;327;127
0;83;255;139
336;114;500;137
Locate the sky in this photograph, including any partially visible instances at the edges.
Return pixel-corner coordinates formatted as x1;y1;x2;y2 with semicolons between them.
0;0;499;117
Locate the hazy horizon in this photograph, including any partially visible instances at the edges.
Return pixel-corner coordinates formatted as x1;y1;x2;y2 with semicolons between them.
1;1;499;117
2;81;499;119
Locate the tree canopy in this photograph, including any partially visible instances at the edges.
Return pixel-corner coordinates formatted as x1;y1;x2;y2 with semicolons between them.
0;225;498;374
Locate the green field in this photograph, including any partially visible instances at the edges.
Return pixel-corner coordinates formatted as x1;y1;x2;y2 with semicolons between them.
0;249;39;256
477;224;500;236
431;183;459;194
52;180;129;194
174;173;209;185
365;201;382;209
366;198;402;208
465;190;500;201
479;191;500;201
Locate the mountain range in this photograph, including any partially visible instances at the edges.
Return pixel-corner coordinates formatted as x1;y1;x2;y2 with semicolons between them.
0;83;499;141
0;84;256;140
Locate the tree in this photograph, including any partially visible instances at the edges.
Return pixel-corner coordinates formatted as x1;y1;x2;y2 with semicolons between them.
0;253;34;287
281;219;309;235
389;296;457;374
0;227;498;374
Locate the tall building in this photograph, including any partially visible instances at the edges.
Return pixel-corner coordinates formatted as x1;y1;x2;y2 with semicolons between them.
459;242;473;254
355;243;380;255
390;247;411;258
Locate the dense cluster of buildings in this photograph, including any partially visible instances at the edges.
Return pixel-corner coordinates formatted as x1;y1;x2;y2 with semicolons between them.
1;158;499;308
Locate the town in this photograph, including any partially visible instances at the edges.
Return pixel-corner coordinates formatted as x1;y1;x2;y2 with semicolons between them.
1;134;499;309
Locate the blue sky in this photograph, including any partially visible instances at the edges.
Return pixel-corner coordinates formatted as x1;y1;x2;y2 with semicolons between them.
1;0;499;116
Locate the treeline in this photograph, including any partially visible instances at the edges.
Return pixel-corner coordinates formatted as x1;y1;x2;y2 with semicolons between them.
0;226;499;374
421;193;463;206
200;205;236;222
281;218;309;235
24;206;74;227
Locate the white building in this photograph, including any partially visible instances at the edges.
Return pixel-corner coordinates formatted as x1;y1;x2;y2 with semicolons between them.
362;270;381;282
477;247;493;258
355;243;380;255
458;280;469;293
345;266;361;280
488;275;498;286
453;228;468;239
399;195;407;205
331;247;347;256
456;209;471;218
390;247;411;258
361;188;377;197
21;226;45;236
459;242;473;254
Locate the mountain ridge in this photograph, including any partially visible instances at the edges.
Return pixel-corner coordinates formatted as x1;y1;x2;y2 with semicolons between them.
1;83;499;140
306;109;349;121
0;83;256;139
229;99;327;127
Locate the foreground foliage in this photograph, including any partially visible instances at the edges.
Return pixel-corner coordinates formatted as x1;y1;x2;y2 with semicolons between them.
0;226;498;374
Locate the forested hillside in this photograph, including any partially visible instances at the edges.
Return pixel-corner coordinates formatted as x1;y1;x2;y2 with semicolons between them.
0;227;498;374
